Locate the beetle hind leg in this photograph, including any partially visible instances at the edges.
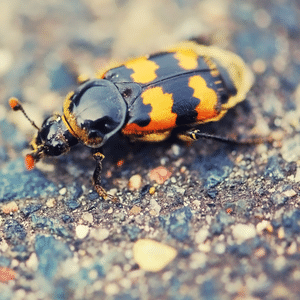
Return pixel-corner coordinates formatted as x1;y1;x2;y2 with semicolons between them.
92;151;118;202
177;128;241;144
178;129;268;145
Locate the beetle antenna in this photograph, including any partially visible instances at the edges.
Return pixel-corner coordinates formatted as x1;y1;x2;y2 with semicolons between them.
9;97;40;131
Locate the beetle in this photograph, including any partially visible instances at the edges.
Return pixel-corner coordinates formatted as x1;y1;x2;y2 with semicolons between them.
9;41;254;199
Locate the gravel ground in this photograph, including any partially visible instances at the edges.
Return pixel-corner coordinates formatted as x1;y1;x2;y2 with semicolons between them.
1;0;300;299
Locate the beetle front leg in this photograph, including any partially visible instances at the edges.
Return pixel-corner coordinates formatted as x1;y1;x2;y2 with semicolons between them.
92;152;107;198
92;151;117;202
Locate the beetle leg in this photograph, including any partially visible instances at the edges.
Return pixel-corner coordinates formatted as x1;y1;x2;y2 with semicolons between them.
178;129;268;145
92;152;106;198
177;129;240;144
92;151;118;202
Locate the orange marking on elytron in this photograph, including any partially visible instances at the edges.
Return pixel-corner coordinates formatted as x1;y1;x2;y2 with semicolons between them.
123;87;177;134
173;49;198;70
125;57;159;84
189;75;219;121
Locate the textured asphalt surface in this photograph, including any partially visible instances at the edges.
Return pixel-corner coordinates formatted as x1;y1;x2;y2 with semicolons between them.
1;0;300;299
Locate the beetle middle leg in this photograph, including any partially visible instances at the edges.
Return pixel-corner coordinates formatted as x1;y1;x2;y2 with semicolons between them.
92;151;117;202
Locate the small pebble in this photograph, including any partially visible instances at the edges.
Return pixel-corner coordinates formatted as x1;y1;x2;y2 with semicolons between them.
149;186;156;195
180;166;186;173
46;198;56;208
278;227;285;239
149;166;172;184
286;241;297;255
171;144;181;156
82;212;93;223
78;249;86;256
61;260;79;277
195;228;209;244
75;225;89;239
294;167;300;182
293;270;300;280
232;224;256;241
149;198;161;214
26;253;38;270
270;284;291;299
116;159;125;167
273;256;286;271
175;186;185;195
283;189;297;198
256;220;271;235
254;9;271;29
129;205;142;215
190;252;207;269
108;188;117;196
133;239;177;272
214;243;226;255
119;278;132;289
254;247;266;258
192;200;201;208
198;242;211;253
0;267;16;283
90;228;110;241
2;201;18;214
105;283;120;295
128;174;142;191
88;269;98;280
59;187;67;195
252;58;266;74
149;210;158;216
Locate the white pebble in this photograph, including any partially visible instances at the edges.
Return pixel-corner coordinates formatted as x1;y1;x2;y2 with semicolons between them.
190;252;207;269
256;220;270;235
26;253;38;270
90;228;110;241
214;243;226;255
150;198;161;214
232;223;256;241
59;187;67;195
133;239;177;272
195;227;209;244
105;283;119;295
76;225;89;239
82;212;93;223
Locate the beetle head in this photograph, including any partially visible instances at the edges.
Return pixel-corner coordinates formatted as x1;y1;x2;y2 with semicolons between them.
26;114;78;169
9;98;78;170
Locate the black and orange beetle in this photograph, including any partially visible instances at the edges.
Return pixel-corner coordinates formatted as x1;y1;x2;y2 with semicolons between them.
9;42;254;199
